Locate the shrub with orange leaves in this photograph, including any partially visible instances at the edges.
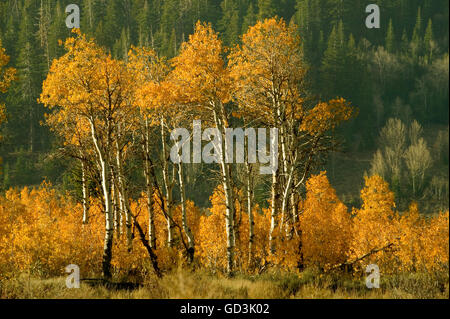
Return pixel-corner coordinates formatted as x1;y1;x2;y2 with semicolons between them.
421;211;449;271
300;172;352;270
196;186;269;272
110;192;202;274
0;177;447;279
349;175;399;272
397;203;449;272
0;183;103;278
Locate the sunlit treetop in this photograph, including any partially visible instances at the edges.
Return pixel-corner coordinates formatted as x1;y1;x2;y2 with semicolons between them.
169;21;231;106
128;45;175;124
229;18;355;134
228;18;305;122
40;29;135;129
360;175;396;213
127;46;168;87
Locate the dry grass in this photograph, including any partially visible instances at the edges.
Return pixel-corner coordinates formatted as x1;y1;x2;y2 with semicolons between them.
1;268;448;299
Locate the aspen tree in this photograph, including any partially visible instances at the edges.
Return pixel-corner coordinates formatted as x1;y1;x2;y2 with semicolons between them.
129;46;168;249
170;22;235;274
40;30;135;278
229;18;354;256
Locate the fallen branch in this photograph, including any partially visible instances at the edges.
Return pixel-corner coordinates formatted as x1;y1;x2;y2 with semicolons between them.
328;243;395;272
80;278;143;290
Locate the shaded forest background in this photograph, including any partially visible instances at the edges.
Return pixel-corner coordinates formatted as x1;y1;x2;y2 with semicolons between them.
0;0;448;213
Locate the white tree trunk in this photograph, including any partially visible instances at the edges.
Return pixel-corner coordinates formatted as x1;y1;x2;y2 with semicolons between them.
246;160;254;268
213;106;235;274
178;162;195;262
89;120;113;279
81;160;89;224
143;119;156;248
161;117;174;247
115;141;133;252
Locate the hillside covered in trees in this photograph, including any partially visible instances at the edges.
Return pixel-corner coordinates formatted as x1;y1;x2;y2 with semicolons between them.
0;0;448;299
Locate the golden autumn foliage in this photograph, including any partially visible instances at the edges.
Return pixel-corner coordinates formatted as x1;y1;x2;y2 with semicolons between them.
196;186;270;273
349;175;399;271
0;174;448;279
266;215;302;270
228;18;305;123
229;18;354;132
0;183;203;279
0;39;16;165
300;172;352;269
300;98;355;135
348;175;449;274
1;22;445;284
39;29;135;124
0;184;104;279
397;203;449;272
129;45;171;117
170;21;231;107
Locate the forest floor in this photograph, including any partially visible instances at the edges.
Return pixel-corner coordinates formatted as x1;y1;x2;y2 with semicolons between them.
1;268;448;299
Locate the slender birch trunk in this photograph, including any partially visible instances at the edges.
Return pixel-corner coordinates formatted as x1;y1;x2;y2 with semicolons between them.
143;118;156;248
101;158;114;279
246;160;254;268
115;140;133;252
178;162;195;262
161;117;174;247
244;131;254;268
112;180;121;237
269;148;280;253
213;105;235;274
89;120;113;279
81;160;89;224
269;104;282;254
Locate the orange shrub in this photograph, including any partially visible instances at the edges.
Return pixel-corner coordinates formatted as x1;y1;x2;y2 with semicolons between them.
300;172;352;270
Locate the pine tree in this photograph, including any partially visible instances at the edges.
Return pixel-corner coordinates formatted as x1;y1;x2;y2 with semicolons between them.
48;2;69;60
411;6;423;58
159;0;179;54
3;5;19;59
81;0;97;36
113;27;131;60
16;3;42;152
37;0;51;72
135;0;153;46
258;0;276;20
219;0;241;46
103;1;122;48
162;28;177;58
318;30;325;53
386;19;395;53
320;20;346;98
242;3;257;34
424;19;435;63
400;28;409;53
413;6;423;37
2;162;10;190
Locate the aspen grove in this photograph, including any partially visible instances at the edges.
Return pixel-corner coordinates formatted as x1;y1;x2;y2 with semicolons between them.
0;18;448;281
